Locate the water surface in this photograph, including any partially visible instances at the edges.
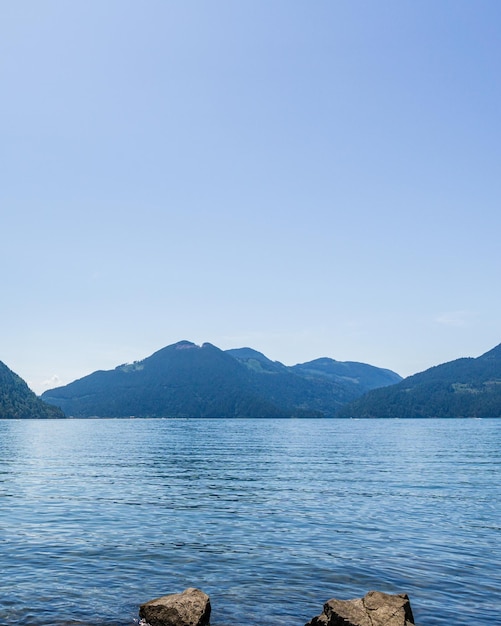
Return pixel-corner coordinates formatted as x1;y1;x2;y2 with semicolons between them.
0;418;499;625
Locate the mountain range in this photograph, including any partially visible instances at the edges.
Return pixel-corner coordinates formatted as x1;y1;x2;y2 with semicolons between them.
338;342;501;418
0;361;64;419
4;340;501;419
41;340;401;418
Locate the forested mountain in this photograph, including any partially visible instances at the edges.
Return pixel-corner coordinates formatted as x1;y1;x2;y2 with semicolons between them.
0;361;65;419
290;357;402;393
41;341;401;418
338;342;501;418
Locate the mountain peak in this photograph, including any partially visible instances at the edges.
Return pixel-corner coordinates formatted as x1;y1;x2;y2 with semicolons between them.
226;347;275;363
173;340;199;350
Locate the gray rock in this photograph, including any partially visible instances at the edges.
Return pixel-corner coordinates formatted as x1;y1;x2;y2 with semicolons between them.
305;590;415;626
139;587;211;626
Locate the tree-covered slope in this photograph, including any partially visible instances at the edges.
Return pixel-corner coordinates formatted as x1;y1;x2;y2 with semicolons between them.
226;347;362;415
338;343;501;418
227;347;402;415
42;341;402;418
0;361;65;419
43;341;283;418
291;357;402;393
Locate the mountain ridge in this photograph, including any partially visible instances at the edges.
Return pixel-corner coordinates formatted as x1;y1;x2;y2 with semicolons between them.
338;342;501;418
41;340;401;418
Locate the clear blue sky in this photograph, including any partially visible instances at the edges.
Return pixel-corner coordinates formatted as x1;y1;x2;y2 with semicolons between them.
2;1;500;394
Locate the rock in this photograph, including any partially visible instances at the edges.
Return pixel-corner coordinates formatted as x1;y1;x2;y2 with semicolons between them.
305;590;415;626
139;587;211;626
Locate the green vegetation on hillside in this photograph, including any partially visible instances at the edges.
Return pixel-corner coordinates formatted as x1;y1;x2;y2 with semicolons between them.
42;341;401;418
0;361;65;419
291;357;402;393
338;343;501;418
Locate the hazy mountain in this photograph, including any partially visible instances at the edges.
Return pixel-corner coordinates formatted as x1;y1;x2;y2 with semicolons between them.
338;342;501;418
0;360;65;419
42;341;401;418
225;347;290;373
291;357;402;393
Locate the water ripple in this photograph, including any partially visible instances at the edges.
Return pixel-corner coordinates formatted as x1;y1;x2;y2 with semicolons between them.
0;418;500;626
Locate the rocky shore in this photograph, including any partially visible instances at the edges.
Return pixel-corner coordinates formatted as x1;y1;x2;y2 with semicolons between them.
139;587;416;626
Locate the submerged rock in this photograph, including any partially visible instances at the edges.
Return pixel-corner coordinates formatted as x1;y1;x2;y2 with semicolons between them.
139;587;211;626
305;590;415;626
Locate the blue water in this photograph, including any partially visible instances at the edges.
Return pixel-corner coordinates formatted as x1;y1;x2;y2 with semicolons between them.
0;419;499;626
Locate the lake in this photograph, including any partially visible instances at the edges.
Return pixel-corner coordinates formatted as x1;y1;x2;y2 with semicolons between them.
0;418;499;626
